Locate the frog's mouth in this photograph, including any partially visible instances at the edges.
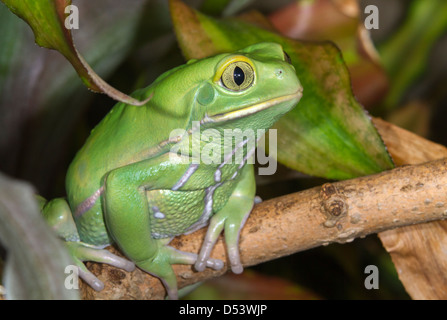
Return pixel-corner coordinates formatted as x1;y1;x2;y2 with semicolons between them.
204;89;303;123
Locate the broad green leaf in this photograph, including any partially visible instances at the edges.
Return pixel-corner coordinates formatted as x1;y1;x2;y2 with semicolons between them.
0;172;78;299
170;0;394;180
0;0;149;106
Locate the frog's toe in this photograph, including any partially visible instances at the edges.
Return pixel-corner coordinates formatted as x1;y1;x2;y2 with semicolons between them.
194;255;224;272
65;241;135;291
195;236;242;273
206;257;224;270
67;241;135;272
163;283;178;300
193;255;224;271
167;246;223;270
76;263;105;291
195;216;225;272
195;242;217;272
226;242;243;274
83;246;135;272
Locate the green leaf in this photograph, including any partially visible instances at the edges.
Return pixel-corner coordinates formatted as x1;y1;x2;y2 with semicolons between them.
0;0;149;106
0;1;147;191
0;172;78;299
170;0;394;180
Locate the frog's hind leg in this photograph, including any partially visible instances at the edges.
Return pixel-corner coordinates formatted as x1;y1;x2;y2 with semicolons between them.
101;157;224;299
39;196;135;291
37;195;79;242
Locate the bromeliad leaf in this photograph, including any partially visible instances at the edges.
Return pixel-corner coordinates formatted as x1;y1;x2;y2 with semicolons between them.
0;173;78;299
169;0;394;180
0;0;150;106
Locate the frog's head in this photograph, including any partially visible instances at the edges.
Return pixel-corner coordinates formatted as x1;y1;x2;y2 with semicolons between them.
192;42;303;133
148;42;302;151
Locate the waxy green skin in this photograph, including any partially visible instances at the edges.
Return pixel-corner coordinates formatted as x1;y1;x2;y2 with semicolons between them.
40;42;302;299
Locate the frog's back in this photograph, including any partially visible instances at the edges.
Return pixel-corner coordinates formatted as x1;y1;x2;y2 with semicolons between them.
66;89;158;207
65;62;210;245
65;96;155;244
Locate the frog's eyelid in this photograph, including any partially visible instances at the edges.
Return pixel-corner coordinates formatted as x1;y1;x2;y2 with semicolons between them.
212;55;255;83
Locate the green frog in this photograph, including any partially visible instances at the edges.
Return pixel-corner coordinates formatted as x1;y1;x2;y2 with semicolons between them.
39;42;303;299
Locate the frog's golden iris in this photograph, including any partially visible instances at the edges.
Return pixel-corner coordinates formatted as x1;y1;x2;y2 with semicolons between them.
221;61;254;91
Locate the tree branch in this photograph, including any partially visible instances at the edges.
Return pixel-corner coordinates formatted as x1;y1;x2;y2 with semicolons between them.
373;117;447;300
81;118;447;299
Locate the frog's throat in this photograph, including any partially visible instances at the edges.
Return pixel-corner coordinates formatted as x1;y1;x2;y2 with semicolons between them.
205;89;303;123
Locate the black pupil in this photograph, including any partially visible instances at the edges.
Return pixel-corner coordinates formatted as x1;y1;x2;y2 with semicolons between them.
233;66;245;86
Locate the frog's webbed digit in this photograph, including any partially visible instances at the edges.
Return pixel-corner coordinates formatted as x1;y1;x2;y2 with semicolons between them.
195;164;255;274
66;241;136;291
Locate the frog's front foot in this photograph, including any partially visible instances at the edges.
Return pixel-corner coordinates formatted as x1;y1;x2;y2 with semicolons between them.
195;164;255;274
194;208;249;274
65;241;135;291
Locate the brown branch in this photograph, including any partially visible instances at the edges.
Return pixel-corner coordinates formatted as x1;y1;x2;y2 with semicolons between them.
81;118;447;299
373;118;447;300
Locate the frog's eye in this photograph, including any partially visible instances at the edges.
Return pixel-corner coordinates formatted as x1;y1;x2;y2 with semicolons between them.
220;61;254;91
